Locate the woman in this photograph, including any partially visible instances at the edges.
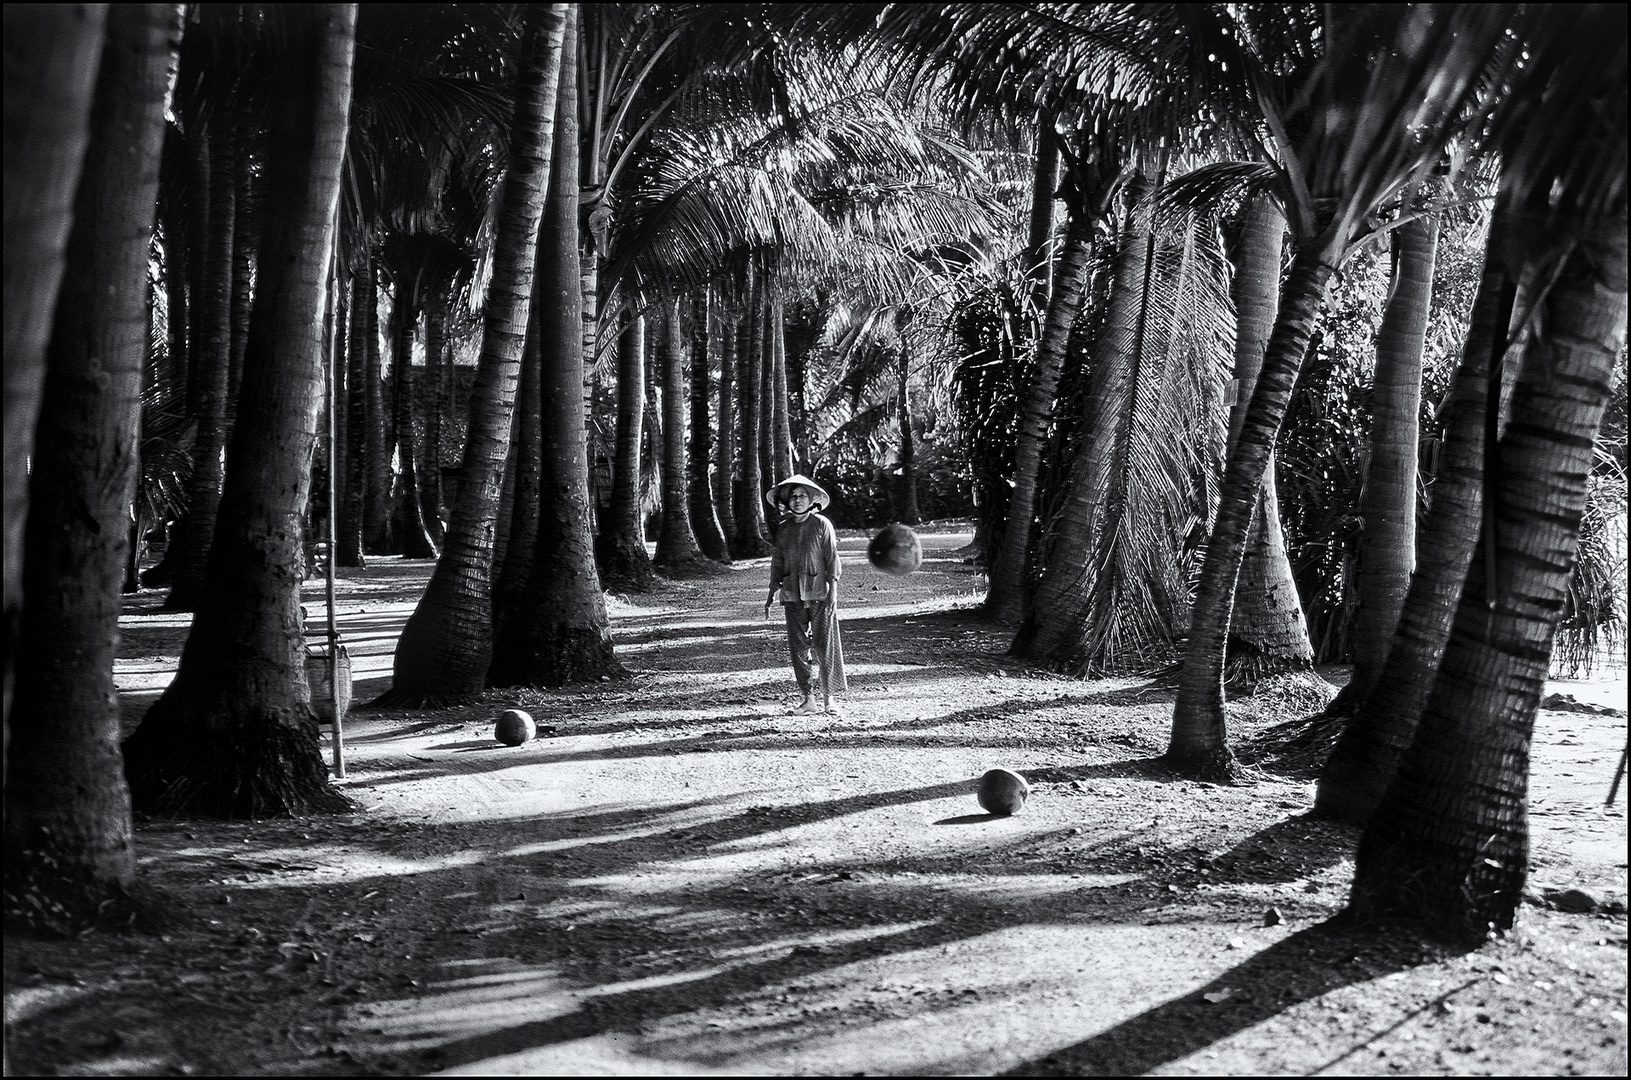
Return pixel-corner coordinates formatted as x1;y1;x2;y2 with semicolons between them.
764;474;847;714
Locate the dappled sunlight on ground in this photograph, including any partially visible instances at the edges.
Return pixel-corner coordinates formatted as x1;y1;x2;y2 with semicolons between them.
6;529;1624;1076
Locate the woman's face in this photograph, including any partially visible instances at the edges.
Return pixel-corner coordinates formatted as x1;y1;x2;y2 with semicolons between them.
786;487;814;512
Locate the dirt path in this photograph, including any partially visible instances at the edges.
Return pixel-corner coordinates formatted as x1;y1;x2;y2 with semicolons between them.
6;529;1627;1076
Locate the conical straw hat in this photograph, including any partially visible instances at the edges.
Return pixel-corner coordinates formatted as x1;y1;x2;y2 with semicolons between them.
765;473;831;512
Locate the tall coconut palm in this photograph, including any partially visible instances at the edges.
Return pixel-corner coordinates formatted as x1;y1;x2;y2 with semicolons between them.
1349;2;1627;938
713;306;740;542
1016;174;1234;675
687;286;731;560
384;4;569;705
597;303;656;588
4;2;177;928
1220;195;1319;690
2;3;105;751
162;116;240;611
1165;5;1522;780
1351;223;1627;938
1315;190;1518;824
654;293;706;567
123;4;359;817
489;5;624;686
1340;209;1440;707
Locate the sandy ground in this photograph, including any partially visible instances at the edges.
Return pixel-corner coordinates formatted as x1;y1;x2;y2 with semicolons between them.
4;528;1627;1076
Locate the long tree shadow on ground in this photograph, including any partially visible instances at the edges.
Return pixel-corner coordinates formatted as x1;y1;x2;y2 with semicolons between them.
1003;915;1464;1076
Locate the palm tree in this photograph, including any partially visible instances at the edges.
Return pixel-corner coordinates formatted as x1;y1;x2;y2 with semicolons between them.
164;126;237;610
1341;209;1440;707
1165;5;1522;781
385;4;569;704
123;3;359;817
1;3;105;747
688;286;731;560
732;270;772;555
1015;172;1234;675
984;144;1124;624
1348;2;1627;938
596;301;656;588
489;4;624;687
4;2;177;928
1315;189;1517;824
1351;222;1627;939
654;293;706;567
1221;196;1318;690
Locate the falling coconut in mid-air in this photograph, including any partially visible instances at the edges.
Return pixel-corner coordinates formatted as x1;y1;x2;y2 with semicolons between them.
867;523;922;576
977;768;1030;815
494;708;536;747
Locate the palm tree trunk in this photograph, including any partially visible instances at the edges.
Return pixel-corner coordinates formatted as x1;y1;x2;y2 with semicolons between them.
164;125;238;611
1221;198;1319;689
336;269;369;567
362;262;393;553
733;272;771;556
770;289;794;481
385;5;567;704
898;341;922;524
1167;246;1337;781
985;209;1096;624
688;287;730;561
5;2;174;927
1026;122;1059;310
493;296;544;632
1316;195;1517;823
655;295;704;566
1342;213;1438;703
420;295;448;545
122;2;358;817
1017;207;1151;668
597;304;653;589
227;135;256;424
2;3;104;750
391;305;437;558
714;310;739;545
1349;216;1627;941
489;5;623;686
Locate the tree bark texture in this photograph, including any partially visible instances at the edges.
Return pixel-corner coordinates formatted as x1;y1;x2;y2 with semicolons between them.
596;306;653;589
337;269;369;566
386;4;567;703
493;294;544;633
1344;214;1438;702
1316;196;1517;824
732;274;771;556
1;2;105;753
688;287;730;561
713;311;739;546
390;304;437;558
1221;198;1318;686
1025;122;1059;311
1167;247;1336;780
655;295;704;566
985;210;1096;624
770;289;794;482
227;135;256;421
123;3;358;818
897;342;921;524
164;125;238;611
420;296;449;545
1349;217;1627;941
362;263;393;553
489;6;623;686
1019;212;1153;669
5;2;173;929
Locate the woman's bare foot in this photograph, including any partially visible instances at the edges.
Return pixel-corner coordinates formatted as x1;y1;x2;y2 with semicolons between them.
795;695;820;714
